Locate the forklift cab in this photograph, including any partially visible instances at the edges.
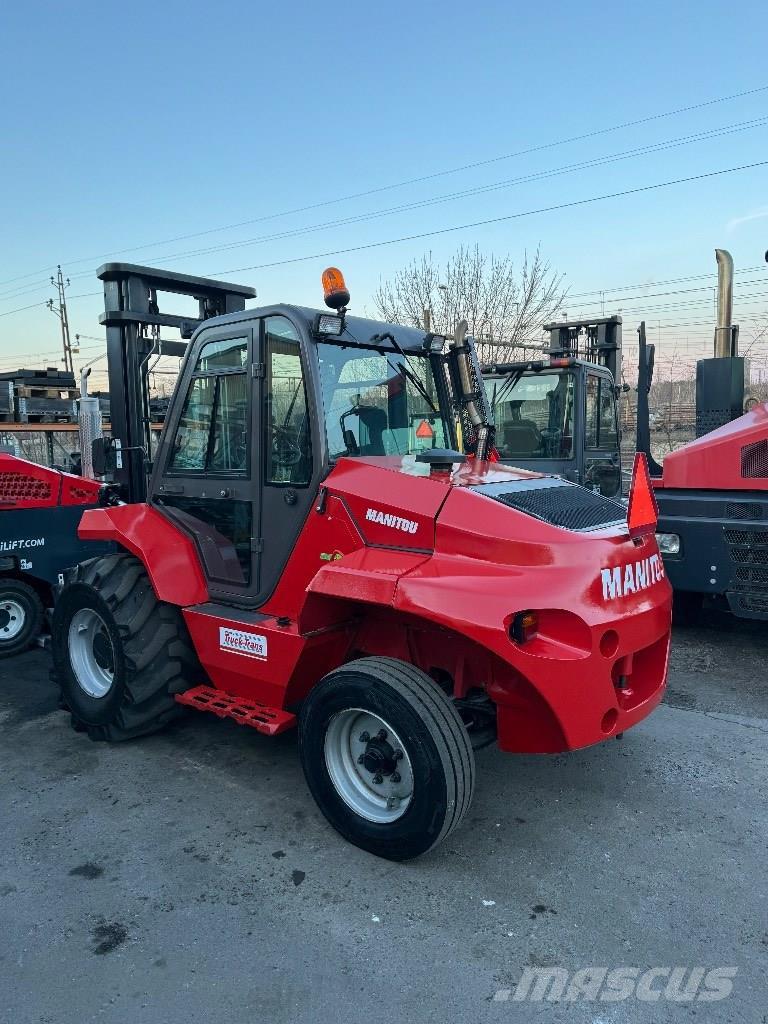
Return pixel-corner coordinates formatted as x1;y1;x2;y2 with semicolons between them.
95;263;491;608
484;358;622;497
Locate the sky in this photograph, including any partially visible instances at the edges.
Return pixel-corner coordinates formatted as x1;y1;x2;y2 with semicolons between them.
1;0;767;386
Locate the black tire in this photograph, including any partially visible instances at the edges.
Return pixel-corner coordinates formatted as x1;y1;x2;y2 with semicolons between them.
299;656;475;861
51;552;199;741
0;578;43;658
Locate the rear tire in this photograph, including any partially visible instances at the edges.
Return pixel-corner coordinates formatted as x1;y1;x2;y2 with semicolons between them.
52;553;199;741
299;656;475;860
0;578;43;658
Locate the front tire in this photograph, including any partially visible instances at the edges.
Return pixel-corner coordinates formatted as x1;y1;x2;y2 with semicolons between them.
0;578;43;658
52;553;199;741
299;657;475;860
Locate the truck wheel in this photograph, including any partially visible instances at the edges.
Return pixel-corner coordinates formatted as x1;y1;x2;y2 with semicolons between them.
0;578;43;658
52;553;199;741
299;657;475;860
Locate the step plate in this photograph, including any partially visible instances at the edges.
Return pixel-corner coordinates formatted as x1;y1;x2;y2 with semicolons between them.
175;685;296;736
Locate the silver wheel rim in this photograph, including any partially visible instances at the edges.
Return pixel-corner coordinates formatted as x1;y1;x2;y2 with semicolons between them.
0;599;25;641
324;709;414;823
68;608;116;699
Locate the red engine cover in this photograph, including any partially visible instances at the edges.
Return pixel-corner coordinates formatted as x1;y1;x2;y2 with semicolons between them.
0;453;101;509
656;402;768;491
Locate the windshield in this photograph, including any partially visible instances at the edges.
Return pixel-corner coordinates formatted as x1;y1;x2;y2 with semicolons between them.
492;371;575;460
316;342;451;459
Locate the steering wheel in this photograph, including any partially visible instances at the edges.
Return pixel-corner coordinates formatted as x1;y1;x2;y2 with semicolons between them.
271;424;303;467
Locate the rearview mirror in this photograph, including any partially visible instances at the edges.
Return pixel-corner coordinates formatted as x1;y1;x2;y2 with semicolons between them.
91;437;116;477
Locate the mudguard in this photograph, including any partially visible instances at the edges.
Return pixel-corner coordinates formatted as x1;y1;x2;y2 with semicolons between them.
78;504;208;605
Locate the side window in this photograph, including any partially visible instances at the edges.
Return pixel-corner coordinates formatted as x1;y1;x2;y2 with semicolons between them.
586;375;618;450
598;381;619;448
585;375;599;449
170;337;248;472
265;317;311;485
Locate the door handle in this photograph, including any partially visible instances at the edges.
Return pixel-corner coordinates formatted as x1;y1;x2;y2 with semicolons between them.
159;484;184;495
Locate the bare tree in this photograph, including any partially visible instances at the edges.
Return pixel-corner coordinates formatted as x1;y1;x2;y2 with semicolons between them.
373;244;567;363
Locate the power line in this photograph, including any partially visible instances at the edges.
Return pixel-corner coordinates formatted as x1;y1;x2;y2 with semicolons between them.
4;112;767;306
568;264;768;299
48;116;767;280
2;81;767;290
0;291;100;319
208;158;768;277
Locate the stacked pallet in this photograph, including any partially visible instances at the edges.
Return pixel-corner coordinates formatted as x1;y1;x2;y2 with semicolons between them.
0;367;78;423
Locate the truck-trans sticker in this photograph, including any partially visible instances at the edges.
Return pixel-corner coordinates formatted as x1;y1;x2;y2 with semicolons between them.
0;537;44;552
601;555;665;601
219;626;268;660
365;508;418;535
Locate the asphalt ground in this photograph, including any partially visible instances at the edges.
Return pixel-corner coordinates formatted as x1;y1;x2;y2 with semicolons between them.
1;610;766;1023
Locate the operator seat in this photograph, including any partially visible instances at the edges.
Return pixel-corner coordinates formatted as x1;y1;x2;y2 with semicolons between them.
501;401;542;456
502;422;541;457
356;405;387;456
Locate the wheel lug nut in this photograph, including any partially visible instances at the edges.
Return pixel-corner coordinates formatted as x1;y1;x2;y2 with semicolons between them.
372;774;383;785
393;749;403;762
357;754;365;764
359;731;370;742
377;729;387;741
391;771;401;783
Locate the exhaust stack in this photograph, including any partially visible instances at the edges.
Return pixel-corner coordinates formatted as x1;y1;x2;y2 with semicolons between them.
450;319;495;460
77;367;104;479
714;248;737;357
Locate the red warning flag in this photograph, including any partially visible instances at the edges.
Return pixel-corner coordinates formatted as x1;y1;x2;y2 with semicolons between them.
627;452;659;538
415;419;435;439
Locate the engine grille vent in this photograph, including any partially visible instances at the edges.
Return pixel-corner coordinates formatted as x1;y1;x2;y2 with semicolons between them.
724;527;768;613
741;439;768;479
725;501;764;521
487;484;625;532
0;471;52;503
734;565;768;587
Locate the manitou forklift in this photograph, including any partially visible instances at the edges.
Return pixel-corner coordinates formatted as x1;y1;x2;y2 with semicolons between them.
0;453;110;656
636;249;768;621
482;316;624;498
49;263;670;860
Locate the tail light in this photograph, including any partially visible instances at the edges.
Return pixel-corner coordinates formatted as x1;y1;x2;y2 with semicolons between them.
510;610;539;644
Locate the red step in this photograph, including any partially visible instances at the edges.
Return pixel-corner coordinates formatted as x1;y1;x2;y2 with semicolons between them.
175;685;296;736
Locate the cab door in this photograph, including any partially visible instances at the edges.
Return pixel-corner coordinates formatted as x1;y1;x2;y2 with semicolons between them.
151;325;261;602
584;370;622;497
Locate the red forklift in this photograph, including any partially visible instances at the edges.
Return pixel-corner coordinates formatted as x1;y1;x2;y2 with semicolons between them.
482;316;625;498
42;261;671;859
636;249;768;621
0;452;110;657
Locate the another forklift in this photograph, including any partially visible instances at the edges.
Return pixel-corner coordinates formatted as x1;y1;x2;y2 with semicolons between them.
0;270;256;657
636;249;768;621
0;452;110;656
482;316;624;498
48;262;670;860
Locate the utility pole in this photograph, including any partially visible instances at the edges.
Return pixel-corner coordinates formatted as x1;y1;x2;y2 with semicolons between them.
47;265;75;375
422;307;431;332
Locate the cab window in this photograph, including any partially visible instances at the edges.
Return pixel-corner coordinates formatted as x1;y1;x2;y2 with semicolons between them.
494;372;575;460
265;317;312;485
316;343;449;458
585;375;619;450
169;337;249;473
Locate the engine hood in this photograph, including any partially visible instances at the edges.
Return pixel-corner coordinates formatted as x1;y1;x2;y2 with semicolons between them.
322;456;665;626
655;401;768;491
327;456;629;554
